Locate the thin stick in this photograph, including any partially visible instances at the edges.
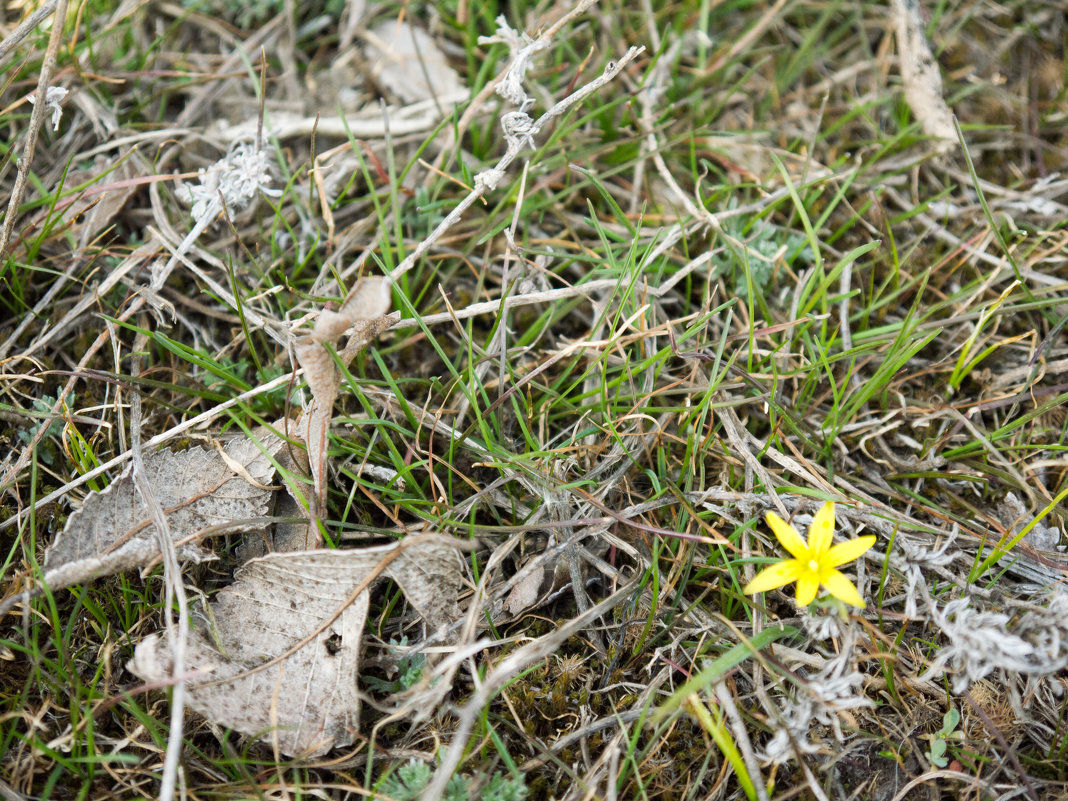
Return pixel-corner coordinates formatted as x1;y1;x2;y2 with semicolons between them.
128;336;189;801
0;0;69;257
0;1;58;65
388;44;645;284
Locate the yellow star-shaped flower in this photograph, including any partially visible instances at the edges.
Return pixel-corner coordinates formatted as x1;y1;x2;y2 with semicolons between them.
743;502;876;608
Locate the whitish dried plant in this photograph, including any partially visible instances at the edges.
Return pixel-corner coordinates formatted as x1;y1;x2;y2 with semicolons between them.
129;139;283;324
798;604;848;641
924;594;1068;694
479;16;548;107
27;85;68;130
762;629;872;765
385;19;643;284
175;139;281;230
893;530;960;618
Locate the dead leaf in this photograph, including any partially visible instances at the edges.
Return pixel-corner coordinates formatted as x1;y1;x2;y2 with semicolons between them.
61;157;139;246
37;433;284;599
128;536;465;756
504;561;544;619
363;21;468;106
497;536;610;622
384;535;465;629
295;276;392;513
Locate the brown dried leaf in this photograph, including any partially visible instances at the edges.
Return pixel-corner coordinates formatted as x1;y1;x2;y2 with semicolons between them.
311;309;352;343
296;276;392;511
339;314;395;365
293;336;338;407
128;536;465;756
504;562;545;619
40;434;284;596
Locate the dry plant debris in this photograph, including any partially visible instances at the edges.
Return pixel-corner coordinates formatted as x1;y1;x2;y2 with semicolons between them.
363;19;469;106
2;1;1068;800
294;275;394;519
129;534;465;757
890;0;957;144
11;433;281;608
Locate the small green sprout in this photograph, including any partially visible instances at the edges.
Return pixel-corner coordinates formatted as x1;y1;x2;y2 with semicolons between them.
362;637;427;694
926;707;962;767
378;759;526;801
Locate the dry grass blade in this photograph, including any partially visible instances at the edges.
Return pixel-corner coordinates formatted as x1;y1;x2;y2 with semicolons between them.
0;2;58;65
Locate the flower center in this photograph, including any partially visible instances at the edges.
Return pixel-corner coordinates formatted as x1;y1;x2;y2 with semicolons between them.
807;559;820;573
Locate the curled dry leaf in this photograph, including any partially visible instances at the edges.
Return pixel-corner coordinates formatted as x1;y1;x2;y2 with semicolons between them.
890;0;956;143
128;536;466;756
34;433;285;600
498;537;611;622
499;553;582;621
295;276;392;513
504;561;544;619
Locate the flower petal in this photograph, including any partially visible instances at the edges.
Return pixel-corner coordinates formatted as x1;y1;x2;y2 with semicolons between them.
766;512;808;559
822;569;866;608
795;575;819;606
744;560;803;594
806;501;836;555
825;535;876;568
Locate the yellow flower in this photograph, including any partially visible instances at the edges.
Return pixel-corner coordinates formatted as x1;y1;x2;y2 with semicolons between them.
743;502;876;608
